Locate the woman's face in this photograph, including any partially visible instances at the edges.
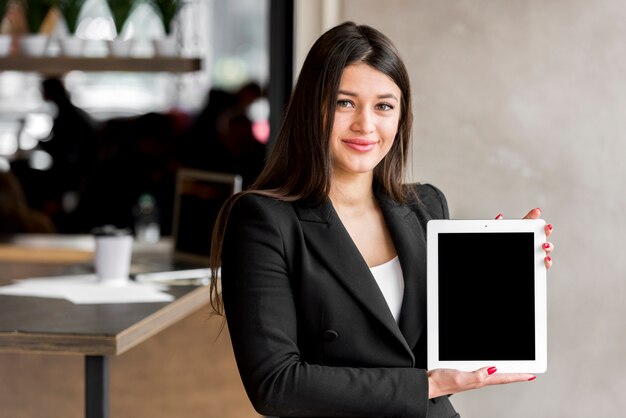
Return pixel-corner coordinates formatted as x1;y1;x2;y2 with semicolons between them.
329;63;402;179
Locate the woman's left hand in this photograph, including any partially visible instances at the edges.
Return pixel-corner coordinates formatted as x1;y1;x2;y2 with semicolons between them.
495;208;553;269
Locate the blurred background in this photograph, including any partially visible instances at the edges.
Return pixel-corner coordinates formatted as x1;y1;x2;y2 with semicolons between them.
0;0;269;238
1;0;623;417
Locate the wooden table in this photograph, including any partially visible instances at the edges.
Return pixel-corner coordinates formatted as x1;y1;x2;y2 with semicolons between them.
0;236;210;418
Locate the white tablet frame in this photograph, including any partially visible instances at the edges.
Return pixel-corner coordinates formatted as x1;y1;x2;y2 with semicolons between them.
426;219;547;373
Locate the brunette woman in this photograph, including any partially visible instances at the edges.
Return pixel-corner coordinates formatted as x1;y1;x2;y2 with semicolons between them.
210;22;553;418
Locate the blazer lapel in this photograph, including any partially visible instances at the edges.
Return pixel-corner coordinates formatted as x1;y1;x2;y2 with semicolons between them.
295;201;414;358
377;193;428;351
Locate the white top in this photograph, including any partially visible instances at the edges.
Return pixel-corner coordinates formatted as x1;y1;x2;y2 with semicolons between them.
370;256;404;323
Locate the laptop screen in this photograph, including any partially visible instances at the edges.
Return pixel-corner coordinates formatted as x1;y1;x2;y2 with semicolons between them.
172;169;242;264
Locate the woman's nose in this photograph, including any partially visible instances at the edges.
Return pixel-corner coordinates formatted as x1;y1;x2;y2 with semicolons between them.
351;108;375;134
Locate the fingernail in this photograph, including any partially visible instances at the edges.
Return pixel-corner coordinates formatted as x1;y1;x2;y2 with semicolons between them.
546;255;552;262
528;376;537;381
495;214;503;220
488;367;497;375
536;208;541;213
542;243;550;249
547;224;553;230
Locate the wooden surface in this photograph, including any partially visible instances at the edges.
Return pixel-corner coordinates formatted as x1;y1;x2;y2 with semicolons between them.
0;56;202;75
0;236;212;355
0;285;209;355
0;274;210;355
0;245;92;264
0;310;259;418
0;237;258;417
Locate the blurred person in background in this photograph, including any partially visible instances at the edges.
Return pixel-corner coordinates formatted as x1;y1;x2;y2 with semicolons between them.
39;77;96;233
177;82;267;188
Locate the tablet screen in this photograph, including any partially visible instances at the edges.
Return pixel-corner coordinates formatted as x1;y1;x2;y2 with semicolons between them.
427;219;547;373
438;232;535;361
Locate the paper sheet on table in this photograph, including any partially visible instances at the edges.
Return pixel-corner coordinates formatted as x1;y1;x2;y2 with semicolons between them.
0;274;174;304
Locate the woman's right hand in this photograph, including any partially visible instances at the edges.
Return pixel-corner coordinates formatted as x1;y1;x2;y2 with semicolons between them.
427;367;536;399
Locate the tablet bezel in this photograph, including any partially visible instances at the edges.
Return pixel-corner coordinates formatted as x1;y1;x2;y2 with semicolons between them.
426;219;547;373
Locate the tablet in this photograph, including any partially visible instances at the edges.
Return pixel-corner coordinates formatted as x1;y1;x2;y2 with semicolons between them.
426;219;547;373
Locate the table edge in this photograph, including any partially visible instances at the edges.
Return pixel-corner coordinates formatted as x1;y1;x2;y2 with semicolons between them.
0;286;210;356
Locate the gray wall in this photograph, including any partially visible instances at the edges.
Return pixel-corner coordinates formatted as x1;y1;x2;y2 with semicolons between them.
337;1;625;416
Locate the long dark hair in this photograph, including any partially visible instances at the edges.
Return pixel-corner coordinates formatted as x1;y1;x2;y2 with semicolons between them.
209;21;414;314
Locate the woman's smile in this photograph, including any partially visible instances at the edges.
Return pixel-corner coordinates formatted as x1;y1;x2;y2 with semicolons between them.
341;138;379;152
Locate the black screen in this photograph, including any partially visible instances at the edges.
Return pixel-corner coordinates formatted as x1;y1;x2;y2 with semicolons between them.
438;232;535;360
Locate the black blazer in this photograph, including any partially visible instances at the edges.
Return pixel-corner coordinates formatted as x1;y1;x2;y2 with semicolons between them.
221;184;459;418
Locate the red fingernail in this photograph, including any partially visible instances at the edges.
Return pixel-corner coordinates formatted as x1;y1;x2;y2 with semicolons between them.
546;256;552;262
495;214;503;220
542;243;550;249
488;367;497;375
547;224;553;230
528;376;537;381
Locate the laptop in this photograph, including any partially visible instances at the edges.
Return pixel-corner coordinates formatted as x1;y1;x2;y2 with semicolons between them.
132;169;242;284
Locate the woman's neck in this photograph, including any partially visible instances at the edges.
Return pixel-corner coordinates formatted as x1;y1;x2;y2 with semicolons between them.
329;172;375;209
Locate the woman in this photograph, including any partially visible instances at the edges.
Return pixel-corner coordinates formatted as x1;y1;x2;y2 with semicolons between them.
210;22;553;418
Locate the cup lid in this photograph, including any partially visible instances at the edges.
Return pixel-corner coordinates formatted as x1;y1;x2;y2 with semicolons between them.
92;225;132;236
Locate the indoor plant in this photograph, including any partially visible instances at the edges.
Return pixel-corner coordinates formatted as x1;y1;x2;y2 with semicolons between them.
57;0;87;56
150;0;185;56
58;0;86;35
106;0;136;56
19;0;54;56
23;0;54;34
151;0;183;35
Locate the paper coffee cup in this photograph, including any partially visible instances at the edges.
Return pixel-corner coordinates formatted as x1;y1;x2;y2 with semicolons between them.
93;225;133;286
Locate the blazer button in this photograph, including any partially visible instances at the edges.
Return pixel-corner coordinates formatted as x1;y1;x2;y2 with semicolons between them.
323;330;339;342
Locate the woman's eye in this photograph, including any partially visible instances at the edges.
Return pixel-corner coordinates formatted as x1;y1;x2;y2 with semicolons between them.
337;99;353;108
376;103;394;111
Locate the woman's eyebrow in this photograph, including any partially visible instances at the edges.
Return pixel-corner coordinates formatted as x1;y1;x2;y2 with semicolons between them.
337;89;358;97
337;89;398;101
377;93;399;101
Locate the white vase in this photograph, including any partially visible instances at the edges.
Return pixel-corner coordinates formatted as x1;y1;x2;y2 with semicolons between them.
153;36;178;57
0;34;11;56
107;39;133;57
59;36;85;57
19;34;49;56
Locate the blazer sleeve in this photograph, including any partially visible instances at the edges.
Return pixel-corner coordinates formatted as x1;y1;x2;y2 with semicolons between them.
221;194;430;418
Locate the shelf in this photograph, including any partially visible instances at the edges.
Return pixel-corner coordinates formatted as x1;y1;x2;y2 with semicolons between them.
0;56;203;75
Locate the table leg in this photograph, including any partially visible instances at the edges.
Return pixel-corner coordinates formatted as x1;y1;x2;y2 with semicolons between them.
85;355;109;418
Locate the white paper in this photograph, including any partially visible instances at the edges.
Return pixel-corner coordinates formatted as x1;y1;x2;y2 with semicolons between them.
0;274;175;304
134;268;213;284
